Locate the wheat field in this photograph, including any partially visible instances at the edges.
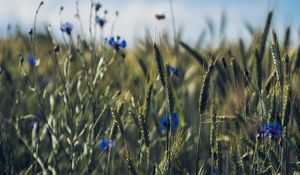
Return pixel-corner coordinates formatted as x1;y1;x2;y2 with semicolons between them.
0;1;300;175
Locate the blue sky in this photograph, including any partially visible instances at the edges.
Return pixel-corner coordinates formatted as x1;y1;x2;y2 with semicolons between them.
0;0;299;46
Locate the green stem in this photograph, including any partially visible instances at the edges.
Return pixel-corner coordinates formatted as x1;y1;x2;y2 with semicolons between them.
195;113;203;175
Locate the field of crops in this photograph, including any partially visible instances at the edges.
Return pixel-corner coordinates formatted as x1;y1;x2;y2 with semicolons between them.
0;1;300;175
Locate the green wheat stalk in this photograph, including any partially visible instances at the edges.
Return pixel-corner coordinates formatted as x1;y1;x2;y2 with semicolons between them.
196;61;215;175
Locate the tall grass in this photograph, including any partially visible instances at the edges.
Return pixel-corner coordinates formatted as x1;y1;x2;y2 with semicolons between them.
0;2;299;175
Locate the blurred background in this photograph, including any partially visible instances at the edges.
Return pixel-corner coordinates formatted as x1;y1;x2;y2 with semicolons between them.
0;0;300;46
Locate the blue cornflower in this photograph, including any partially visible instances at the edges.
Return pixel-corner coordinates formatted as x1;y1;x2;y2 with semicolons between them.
28;55;37;67
107;36;126;52
167;65;179;77
98;139;115;151
60;22;73;35
160;112;179;131
263;120;282;137
95;16;107;28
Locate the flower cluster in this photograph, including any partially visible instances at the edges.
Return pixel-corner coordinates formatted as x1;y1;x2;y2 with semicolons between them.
60;22;73;35
107;36;126;52
160;112;179;131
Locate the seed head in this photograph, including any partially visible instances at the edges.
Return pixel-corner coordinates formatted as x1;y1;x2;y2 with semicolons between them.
95;2;102;12
28;28;33;35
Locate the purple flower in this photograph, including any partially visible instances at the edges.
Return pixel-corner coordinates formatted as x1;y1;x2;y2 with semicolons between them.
60;22;73;35
160;112;179;131
96;16;107;28
263;120;282;137
107;36;126;52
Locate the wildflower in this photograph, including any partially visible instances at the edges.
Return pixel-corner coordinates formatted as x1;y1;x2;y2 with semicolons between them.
28;55;38;67
95;16;107;28
160;112;179;131
60;22;73;35
98;139;115;151
107;36;126;52
95;2;102;12
263;120;282;137
167;65;179;77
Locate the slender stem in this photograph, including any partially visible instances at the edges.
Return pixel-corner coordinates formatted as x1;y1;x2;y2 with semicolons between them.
163;86;171;175
285;132;288;175
52;53;72;117
89;0;93;47
195;113;202;175
75;0;86;41
105;144;112;175
245;74;271;117
32;1;44;55
169;0;176;46
251;139;258;175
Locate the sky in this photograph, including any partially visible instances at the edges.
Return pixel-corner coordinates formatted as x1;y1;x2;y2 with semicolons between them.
0;0;300;47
